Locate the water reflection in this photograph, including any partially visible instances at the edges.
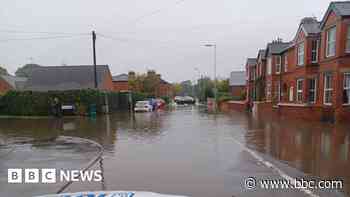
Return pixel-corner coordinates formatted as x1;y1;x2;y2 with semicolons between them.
0;112;166;196
245;116;350;195
0;109;349;196
0;112;166;153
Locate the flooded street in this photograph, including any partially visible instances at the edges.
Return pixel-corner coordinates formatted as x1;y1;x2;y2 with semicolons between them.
0;107;349;197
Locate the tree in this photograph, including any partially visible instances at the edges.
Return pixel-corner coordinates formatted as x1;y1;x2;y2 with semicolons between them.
217;79;230;93
0;66;9;75
196;77;214;101
143;70;160;96
15;64;41;77
127;70;163;97
173;83;182;95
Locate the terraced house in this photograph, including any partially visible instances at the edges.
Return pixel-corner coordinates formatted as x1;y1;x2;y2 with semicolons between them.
246;1;350;122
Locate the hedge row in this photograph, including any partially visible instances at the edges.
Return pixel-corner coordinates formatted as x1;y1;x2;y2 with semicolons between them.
0;90;113;116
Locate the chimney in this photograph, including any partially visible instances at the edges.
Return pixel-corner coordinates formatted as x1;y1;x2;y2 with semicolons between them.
128;71;135;79
147;70;156;76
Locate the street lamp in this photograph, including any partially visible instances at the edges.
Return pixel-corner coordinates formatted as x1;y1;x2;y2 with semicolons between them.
203;44;217;110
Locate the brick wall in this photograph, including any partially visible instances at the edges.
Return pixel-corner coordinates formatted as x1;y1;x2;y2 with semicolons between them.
156;83;173;98
113;81;129;92
102;71;115;91
277;104;324;121
230;85;245;97
219;101;248;112
0;78;12;95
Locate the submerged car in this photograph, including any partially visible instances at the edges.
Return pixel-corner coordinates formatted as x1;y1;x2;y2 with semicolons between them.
134;101;153;112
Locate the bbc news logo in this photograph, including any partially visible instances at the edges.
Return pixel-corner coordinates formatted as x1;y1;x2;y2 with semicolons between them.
8;169;102;184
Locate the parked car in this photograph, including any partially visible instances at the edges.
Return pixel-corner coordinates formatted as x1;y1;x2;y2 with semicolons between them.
134;101;153;112
174;96;195;105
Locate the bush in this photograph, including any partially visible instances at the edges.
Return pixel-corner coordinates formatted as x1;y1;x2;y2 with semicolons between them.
0;90;114;116
217;92;245;103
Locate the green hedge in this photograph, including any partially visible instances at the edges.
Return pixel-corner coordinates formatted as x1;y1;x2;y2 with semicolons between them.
0;90;111;116
217;92;245;103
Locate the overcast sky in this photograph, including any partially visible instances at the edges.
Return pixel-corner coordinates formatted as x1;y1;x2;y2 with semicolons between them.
0;0;333;82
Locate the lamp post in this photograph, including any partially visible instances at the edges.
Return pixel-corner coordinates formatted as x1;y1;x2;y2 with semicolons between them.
204;44;217;111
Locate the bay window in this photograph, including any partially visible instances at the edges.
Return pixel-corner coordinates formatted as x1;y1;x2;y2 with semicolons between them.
297;79;304;102
267;81;272;101
284;55;288;72
297;42;305;66
267;57;272;75
276;56;281;74
326;27;336;57
311;40;318;63
324;73;333;105
308;78;317;104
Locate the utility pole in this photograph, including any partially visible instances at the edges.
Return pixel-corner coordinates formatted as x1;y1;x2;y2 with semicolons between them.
204;44;217;111
92;30;98;89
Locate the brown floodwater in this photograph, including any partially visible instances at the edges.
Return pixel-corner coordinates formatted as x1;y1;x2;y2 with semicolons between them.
0;106;349;197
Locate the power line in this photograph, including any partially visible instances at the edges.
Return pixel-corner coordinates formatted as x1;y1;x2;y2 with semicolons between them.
97;32;202;49
0;29;89;36
0;34;89;43
124;0;186;26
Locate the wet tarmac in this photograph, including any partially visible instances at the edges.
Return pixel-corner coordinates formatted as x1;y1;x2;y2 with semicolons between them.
0;106;349;197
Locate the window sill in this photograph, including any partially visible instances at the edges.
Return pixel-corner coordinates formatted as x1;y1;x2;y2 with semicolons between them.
325;55;335;59
278;103;308;107
228;101;246;104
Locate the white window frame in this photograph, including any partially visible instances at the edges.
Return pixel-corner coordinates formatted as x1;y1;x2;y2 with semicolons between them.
267;57;272;75
284;54;288;72
326;26;336;58
324;73;333;105
297;42;305;66
311;40;319;63
296;79;304;102
289;86;294;102
266;81;272;101
344;73;350;104
276;56;281;74
277;82;281;101
346;25;350;53
308;78;317;104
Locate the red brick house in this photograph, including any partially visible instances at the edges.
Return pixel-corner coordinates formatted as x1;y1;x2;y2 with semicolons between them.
112;74;130;92
264;40;291;104
255;49;267;101
244;1;350;122
0;75;27;95
156;79;174;98
318;2;350;122
0;76;13;95
246;58;257;107
112;73;174;98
